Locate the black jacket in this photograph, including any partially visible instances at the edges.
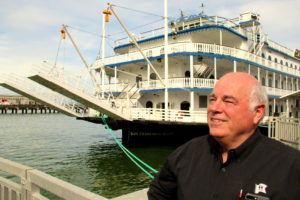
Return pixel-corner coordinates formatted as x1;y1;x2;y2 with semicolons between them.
148;129;300;200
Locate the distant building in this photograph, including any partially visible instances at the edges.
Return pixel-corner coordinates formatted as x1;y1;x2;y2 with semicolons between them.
0;95;38;105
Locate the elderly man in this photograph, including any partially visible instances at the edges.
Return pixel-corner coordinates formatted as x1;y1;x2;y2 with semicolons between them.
148;72;300;200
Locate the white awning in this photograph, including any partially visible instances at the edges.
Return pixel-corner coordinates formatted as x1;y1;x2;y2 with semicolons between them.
280;90;300;99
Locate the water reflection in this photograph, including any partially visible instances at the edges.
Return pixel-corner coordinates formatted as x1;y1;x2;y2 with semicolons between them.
85;143;175;198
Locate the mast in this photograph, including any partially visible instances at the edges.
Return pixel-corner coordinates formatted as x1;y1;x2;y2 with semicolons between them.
101;12;106;98
164;0;169;118
108;3;165;87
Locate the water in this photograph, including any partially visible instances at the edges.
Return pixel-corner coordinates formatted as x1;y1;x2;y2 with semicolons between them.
0;114;175;198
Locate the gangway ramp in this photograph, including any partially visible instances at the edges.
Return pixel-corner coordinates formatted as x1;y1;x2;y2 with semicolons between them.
0;75;85;118
28;71;131;121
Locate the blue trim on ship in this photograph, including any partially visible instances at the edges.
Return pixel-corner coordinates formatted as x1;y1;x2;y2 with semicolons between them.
105;52;300;79
139;88;213;93
266;45;300;62
114;25;247;50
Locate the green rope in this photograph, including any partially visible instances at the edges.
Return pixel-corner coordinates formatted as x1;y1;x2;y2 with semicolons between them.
101;115;158;179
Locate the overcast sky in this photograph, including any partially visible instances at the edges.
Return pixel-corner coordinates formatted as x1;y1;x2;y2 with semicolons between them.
0;0;299;94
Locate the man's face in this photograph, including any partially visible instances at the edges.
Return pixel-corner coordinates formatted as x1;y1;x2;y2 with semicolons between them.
207;75;256;144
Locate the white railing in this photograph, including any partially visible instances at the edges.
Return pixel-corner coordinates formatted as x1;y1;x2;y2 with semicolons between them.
0;157;107;200
94;42;300;77
113;16;242;47
101;78;291;98
268;117;300;150
267;39;294;57
139;78;215;90
30;65;138;118
130;108;207;123
0;74;87;117
264;86;292;97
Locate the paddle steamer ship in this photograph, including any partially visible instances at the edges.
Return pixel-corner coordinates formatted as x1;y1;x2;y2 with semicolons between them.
1;6;300;144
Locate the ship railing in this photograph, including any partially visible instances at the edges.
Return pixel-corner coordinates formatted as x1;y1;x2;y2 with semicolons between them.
139;78;215;90
266;39;294;58
95;42;300;77
113;15;244;47
31;64;96;97
0;74;87;117
268;117;300;150
114;27;165;47
0;157;108;200
130;108;207;123
264;86;293;97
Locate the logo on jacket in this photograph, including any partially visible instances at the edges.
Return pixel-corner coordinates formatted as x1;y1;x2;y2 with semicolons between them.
254;183;268;194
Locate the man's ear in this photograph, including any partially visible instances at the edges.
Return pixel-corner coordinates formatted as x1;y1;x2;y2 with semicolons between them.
253;104;265;125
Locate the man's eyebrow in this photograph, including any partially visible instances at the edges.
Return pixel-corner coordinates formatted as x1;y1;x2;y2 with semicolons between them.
209;93;216;98
223;95;237;101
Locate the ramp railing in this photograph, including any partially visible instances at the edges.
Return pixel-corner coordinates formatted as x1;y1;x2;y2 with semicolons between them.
268;117;300;150
30;65;135;118
0;74;87;117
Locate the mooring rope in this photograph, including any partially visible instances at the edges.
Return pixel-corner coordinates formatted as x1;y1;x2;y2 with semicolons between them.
101;114;158;179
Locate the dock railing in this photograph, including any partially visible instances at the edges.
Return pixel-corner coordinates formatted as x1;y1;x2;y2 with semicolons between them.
268;117;300;150
0;157;107;200
0;157;149;200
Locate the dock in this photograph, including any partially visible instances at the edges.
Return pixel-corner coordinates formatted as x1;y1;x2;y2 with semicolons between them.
0;104;58;114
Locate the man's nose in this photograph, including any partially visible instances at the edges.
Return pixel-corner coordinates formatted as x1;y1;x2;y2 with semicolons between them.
208;100;223;113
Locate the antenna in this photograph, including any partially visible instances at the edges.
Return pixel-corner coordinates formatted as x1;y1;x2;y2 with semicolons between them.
200;3;205;15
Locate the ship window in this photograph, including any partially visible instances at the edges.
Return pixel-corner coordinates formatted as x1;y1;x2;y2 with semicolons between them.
185;71;191;78
274;58;278;63
290;64;293;68
269;78;273;87
146;101;153;108
178;26;183;31
275;80;278;88
150;73;157;80
181;101;190;110
280;60;283;65
269;104;273;116
195;22;200;27
261;77;266;86
268;55;272;61
286;62;288;66
261;53;265;58
199;96;207;108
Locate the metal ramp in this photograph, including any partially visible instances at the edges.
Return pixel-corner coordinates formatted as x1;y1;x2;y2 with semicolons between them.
0;75;86;117
28;66;131;121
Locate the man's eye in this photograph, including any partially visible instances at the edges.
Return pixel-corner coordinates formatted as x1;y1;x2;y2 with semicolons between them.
225;100;234;104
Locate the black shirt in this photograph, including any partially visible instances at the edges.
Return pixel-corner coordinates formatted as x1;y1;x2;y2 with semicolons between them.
148;129;300;200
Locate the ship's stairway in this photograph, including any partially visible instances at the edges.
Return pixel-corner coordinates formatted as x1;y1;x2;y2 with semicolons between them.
28;66;132;121
0;74;87;117
193;64;214;78
248;32;265;55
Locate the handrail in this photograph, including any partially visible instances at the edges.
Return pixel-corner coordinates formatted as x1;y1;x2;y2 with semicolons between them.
0;74;87;117
268;117;300;150
0;157;107;200
130;108;207;123
94;42;300;77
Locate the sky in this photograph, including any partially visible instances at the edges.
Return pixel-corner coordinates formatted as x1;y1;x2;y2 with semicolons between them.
0;0;299;94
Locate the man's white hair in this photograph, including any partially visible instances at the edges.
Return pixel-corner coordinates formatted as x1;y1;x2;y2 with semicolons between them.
249;84;268;112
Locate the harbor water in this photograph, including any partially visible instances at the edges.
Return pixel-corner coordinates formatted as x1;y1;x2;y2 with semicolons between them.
0;114;175;198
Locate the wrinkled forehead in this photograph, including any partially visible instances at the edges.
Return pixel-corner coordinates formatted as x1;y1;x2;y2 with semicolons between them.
212;77;253;99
